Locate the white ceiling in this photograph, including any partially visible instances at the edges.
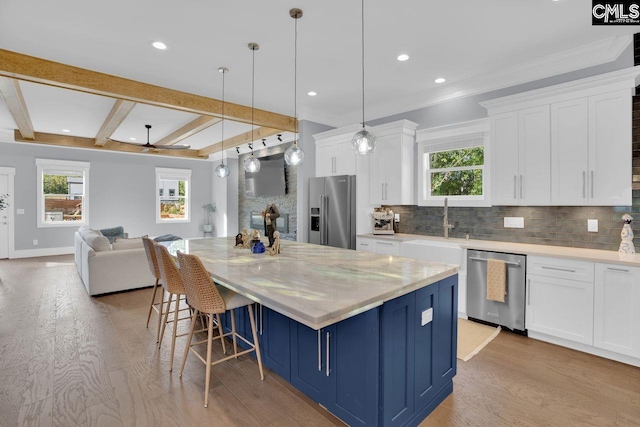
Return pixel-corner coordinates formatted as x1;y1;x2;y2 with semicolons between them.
0;0;637;152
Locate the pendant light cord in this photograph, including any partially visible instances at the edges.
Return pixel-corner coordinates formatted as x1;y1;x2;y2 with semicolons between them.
221;69;225;164
294;13;298;142
251;46;255;156
361;0;365;129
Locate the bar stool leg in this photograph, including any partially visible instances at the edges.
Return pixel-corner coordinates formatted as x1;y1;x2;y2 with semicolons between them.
230;308;238;357
179;309;199;378
204;313;214;408
158;292;172;349
146;278;159;328
216;314;226;354
169;293;180;371
247;304;264;381
156;289;165;343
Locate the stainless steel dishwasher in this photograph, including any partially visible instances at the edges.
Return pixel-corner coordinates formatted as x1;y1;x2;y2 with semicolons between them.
466;250;527;333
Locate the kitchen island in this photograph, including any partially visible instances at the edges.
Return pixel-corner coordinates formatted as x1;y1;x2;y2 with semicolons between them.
165;237;459;427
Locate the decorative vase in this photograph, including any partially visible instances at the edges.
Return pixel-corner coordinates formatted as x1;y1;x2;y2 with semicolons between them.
619;214;635;254
203;224;213;233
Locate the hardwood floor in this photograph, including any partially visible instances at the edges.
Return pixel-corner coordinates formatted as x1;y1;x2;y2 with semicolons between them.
1;255;639;426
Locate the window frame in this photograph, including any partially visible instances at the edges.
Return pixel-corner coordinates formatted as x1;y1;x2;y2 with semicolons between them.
156;167;191;224
36;159;90;228
416;120;491;207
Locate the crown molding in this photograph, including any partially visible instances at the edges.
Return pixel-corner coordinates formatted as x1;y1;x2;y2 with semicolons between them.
416;119;489;143
328;35;632;127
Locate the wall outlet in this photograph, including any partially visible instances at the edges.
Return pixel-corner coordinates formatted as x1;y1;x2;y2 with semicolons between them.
17;209;24;215
394;213;400;223
421;308;433;326
504;217;525;228
32;239;38;246
588;219;598;233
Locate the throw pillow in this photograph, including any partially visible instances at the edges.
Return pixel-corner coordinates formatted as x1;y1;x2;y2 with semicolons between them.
78;225;94;239
84;231;112;252
99;226;125;244
112;236;147;250
153;234;182;242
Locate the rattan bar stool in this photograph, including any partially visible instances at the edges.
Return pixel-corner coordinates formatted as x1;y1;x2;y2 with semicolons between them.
154;242;193;371
176;251;264;408
142;237;164;342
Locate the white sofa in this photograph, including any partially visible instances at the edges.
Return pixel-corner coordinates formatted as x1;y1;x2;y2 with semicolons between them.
74;226;155;296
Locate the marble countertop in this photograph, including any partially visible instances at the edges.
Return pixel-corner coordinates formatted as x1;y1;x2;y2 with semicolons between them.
164;237;458;330
358;233;640;267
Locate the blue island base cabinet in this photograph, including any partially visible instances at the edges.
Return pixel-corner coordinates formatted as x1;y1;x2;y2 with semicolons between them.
220;275;458;426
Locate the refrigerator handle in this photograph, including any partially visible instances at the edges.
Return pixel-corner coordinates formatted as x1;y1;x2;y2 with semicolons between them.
319;195;326;245
324;195;329;245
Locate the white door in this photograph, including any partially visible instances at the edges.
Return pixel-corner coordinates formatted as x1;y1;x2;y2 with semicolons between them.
551;98;589;205
0;174;9;259
382;135;403;205
526;274;594;345
335;139;356;176
315;143;335;177
588;90;632;206
518;105;551;205
594;264;640;358
369;137;388;205
491;112;519;205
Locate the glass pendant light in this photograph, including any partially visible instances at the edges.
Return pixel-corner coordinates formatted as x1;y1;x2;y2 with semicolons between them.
284;8;305;166
244;43;261;174
215;67;230;178
351;0;376;155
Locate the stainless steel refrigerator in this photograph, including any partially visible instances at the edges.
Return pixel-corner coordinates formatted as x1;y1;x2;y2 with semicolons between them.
308;175;356;249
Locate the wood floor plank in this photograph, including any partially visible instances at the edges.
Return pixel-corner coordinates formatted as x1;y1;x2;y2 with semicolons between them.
17;397;53;427
86;398;124;427
109;366;153;427
52;362;87;427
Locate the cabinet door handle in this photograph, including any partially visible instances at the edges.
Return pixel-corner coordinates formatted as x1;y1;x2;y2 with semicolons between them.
519;175;523;199
582;171;586;198
607;267;630;273
317;330;322;371
377;242;393;246
527;278;531;306
513;175;517;199
590;170;594;198
381;183;384;201
326;332;330;376
333;157;336;173
541;266;576;273
385;183;388;201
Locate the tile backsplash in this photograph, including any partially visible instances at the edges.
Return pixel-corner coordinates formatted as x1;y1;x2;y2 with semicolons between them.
384;204;640;252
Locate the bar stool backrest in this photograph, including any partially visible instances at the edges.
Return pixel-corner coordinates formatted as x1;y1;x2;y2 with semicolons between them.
154;243;186;295
142;237;161;280
177;251;226;315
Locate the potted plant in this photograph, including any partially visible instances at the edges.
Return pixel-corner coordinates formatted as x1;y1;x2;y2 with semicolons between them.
202;203;216;233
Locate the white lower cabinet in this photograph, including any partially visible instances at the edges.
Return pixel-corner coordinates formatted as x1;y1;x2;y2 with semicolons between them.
593;263;640;358
526;274;594;345
356;237;400;256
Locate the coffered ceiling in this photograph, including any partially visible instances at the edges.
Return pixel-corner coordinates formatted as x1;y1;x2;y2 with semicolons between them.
0;0;636;159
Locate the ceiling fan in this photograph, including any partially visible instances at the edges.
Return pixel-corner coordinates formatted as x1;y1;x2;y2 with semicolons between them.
109;124;191;152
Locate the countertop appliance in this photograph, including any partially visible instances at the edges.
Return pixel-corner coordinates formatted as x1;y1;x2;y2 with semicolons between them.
373;208;394;235
309;175;356;249
466;249;527;333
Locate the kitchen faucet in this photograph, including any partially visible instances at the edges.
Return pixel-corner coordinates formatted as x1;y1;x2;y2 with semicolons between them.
443;197;454;239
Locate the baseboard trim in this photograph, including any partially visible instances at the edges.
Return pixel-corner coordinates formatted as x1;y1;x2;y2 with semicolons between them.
10;246;74;259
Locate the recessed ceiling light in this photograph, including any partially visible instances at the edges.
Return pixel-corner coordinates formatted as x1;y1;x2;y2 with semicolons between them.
397;54;409;62
152;41;167;50
308;91;317;96
62;129;70;133
434;77;446;84
129;137;137;141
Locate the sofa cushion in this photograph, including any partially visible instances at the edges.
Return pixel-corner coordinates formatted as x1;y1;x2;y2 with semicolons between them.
78;225;94;239
112;236;146;250
85;231;112;252
99;226;125;243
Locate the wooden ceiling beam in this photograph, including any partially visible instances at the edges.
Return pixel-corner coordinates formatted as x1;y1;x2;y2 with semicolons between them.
0;49;296;132
94;99;136;146
14;130;204;159
0;77;35;140
155;115;221;147
198;127;281;156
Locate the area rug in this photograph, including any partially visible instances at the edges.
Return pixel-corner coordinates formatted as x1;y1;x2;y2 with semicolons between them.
457;318;501;362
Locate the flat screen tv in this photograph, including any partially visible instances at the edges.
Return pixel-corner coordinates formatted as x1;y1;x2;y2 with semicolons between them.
245;153;286;197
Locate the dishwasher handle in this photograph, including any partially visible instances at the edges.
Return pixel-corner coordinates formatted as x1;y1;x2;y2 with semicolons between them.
469;256;521;267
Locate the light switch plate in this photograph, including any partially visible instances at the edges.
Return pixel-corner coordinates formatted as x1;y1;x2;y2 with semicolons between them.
588;219;598;233
17;209;24;215
421;308;433;326
504;217;525;228
394;213;400;223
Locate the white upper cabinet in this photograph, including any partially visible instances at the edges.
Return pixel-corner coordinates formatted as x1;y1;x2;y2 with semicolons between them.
369;120;418;206
491;106;550;205
551;90;632;206
482;68;640;207
313;125;359;177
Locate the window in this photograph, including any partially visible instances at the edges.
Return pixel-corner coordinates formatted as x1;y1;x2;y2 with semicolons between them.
36;159;90;227
156;167;191;223
416;120;490;207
